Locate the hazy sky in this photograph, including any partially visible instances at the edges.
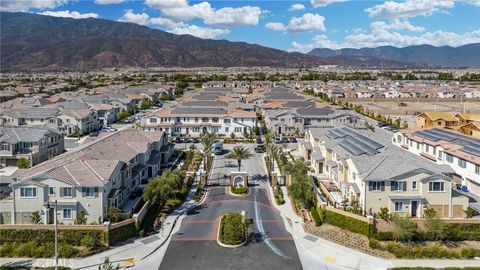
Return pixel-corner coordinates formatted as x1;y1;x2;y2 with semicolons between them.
2;0;480;52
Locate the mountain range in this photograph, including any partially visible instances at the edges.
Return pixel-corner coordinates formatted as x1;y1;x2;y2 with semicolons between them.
309;44;480;68
1;12;478;71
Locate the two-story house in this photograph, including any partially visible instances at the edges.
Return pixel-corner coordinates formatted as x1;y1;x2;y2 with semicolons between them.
0;126;64;167
0;129;171;225
300;126;468;218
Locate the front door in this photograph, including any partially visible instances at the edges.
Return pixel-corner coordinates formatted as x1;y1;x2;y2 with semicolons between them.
411;200;418;217
48;208;54;224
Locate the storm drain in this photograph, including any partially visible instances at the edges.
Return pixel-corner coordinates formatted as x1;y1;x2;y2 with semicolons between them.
304;235;318;242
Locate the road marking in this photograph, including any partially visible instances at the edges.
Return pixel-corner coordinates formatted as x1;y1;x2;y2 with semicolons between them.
171;237;216;241
123;257;136;264
324;256;337;264
254;187;289;258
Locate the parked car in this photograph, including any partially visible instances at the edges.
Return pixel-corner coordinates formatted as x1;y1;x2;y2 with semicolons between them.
254;144;266;153
274;137;281;144
89;131;99;137
290;138;297;143
281;137;289;143
174;137;182;143
256;137;263;144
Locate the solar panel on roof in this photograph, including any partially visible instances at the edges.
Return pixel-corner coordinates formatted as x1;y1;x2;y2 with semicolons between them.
341;140;366;156
460;145;480;157
172;108;226;115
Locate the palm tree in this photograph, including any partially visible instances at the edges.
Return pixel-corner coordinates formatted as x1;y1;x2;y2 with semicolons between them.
226;146;252;171
199;130;218;168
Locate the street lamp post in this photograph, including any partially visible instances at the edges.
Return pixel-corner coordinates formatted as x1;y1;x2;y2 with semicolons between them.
45;200;58;270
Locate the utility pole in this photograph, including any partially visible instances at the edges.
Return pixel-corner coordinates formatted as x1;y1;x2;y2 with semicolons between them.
54;200;58;270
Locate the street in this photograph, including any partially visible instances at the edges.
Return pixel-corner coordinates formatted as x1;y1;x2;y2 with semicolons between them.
158;144;302;270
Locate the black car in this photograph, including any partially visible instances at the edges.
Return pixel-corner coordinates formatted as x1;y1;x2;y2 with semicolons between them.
174;137;182;143
191;138;199;143
254;144;266;153
281;138;289;143
290;138;297;143
256;137;263;144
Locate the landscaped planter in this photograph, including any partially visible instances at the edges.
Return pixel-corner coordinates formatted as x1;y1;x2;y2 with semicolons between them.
229;186;249;197
217;212;247;248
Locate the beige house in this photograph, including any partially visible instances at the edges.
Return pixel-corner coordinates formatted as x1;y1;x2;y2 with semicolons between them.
0;129;172;225
301;126;468;218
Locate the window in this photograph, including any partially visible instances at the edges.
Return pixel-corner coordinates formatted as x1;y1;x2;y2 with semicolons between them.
194;117;198;123
397;135;403;143
438;150;443;160
192;127;200;132
411;181;417;190
225;127;229;133
202;118;209;123
63;187;73;197
391;181;406;191
85;187;94;197
49;187;55;196
234;127;242;132
149;118;157;123
458;158;467;168
416;142;420;150
476;165;480;175
446;154;453;163
394;202;404;212
63;209;72;219
20;187;37;198
429;182;445;192
212;118;219;123
426;145;430;152
1;144;8;150
369;181;385;191
224;119;231;124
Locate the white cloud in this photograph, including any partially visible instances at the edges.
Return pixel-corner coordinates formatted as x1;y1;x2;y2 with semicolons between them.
149;16;229;39
265;22;287;31
167;24;230;39
344;29;480;48
289;3;305;11
365;0;455;19
94;0;125;4
268;13;326;32
38;10;99;19
204;6;262;27
146;1;262;27
289;34;341;53
0;0;68;11
145;0;189;9
310;0;348;8
371;19;425;32
289;41;316;53
119;9;150;25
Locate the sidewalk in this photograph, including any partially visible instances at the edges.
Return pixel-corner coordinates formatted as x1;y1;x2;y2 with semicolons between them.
270;186;480;270
0;174;203;270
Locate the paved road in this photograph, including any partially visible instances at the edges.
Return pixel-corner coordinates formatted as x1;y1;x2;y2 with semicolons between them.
159;144;302;270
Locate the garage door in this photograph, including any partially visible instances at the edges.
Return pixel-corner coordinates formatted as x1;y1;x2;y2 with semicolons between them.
468;179;480;195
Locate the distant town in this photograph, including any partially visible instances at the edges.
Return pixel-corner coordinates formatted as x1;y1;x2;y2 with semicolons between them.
1;68;480;270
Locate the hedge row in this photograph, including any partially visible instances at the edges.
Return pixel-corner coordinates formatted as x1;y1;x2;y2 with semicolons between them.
370;239;480;259
375;223;480;242
108;222;138;245
0;229;108;246
323;209;373;237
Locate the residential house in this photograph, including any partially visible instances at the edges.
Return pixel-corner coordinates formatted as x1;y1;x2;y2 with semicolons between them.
0;127;64;167
300;126;468;218
393;127;480;196
416;112;459;129
0;129;172;225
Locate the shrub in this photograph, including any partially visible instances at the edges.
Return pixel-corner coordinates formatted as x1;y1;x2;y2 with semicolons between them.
16;157;30;169
368;238;384;250
310;207;322;226
273;186;285;205
75;210;87;225
464;207;478;219
59;243;78;258
323;209;373;237
219;212;246;245
80;235;98;249
231;186;248;194
108;221;137;245
30;211;42;224
377;207;390;220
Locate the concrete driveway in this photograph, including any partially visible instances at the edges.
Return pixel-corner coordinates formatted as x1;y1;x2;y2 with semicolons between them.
159;143;302;270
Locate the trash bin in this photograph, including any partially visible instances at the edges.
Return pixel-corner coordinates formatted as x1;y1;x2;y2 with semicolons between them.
461;185;468;192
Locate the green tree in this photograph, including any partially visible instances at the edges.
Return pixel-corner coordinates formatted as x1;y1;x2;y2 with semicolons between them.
200;131;218;168
140;101;151;110
75;210;88;225
118;111;129;121
226;146;252;171
17;157;30;169
265;133;280;174
143;169;184;205
108;207;121;223
30;211;42;224
424;208;446;241
390;214;417;241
